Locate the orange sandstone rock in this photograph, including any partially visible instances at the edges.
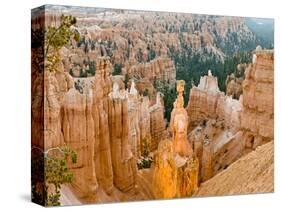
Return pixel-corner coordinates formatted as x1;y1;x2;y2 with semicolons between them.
241;48;274;142
171;80;193;157
153;140;199;198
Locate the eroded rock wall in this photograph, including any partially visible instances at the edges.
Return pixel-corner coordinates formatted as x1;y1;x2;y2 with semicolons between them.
186;49;274;183
108;86;137;192
186;71;244;182
241;49;274;148
32;54;171;200
32;57;141;199
149;93;167;152
187;71;242;130
123;57;176;86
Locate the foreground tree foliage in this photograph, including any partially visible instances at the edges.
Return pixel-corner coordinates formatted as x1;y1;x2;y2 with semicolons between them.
137;138;153;169
32;15;79;206
32;15;80;73
32;146;77;206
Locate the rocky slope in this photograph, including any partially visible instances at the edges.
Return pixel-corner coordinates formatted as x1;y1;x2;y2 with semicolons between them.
195;141;274;196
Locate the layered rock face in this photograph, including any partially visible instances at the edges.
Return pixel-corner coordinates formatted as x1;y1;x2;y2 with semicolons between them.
153;80;199;198
63;58;140;195
57;57;167;202
186;71;244;182
226;73;243;99
32;58;74;149
186;49;274;182
127;81;156;157
32;57;141;200
123;57;176;86
61;58;117;196
149;93;167;151
187;71;222;126
187;70;242;130
32;67;100;197
61;86;99;195
126;83;167;156
241;48;274;148
108;83;137;192
225;63;247;99
127;81;143;158
138;97;152;155
56;57;168;199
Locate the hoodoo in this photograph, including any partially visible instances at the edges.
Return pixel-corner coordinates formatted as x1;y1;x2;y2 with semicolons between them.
153;80;199;199
170;80;193;157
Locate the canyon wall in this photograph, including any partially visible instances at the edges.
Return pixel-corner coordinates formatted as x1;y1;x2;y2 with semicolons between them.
241;48;274;149
108;83;137;192
186;48;274;182
225;63;247;99
32;57;129;199
123;57;176;85
127;83;167;155
186;71;243;182
32;56;168;201
149;93;167;151
187;70;242;130
226;75;243;99
187;71;221;126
